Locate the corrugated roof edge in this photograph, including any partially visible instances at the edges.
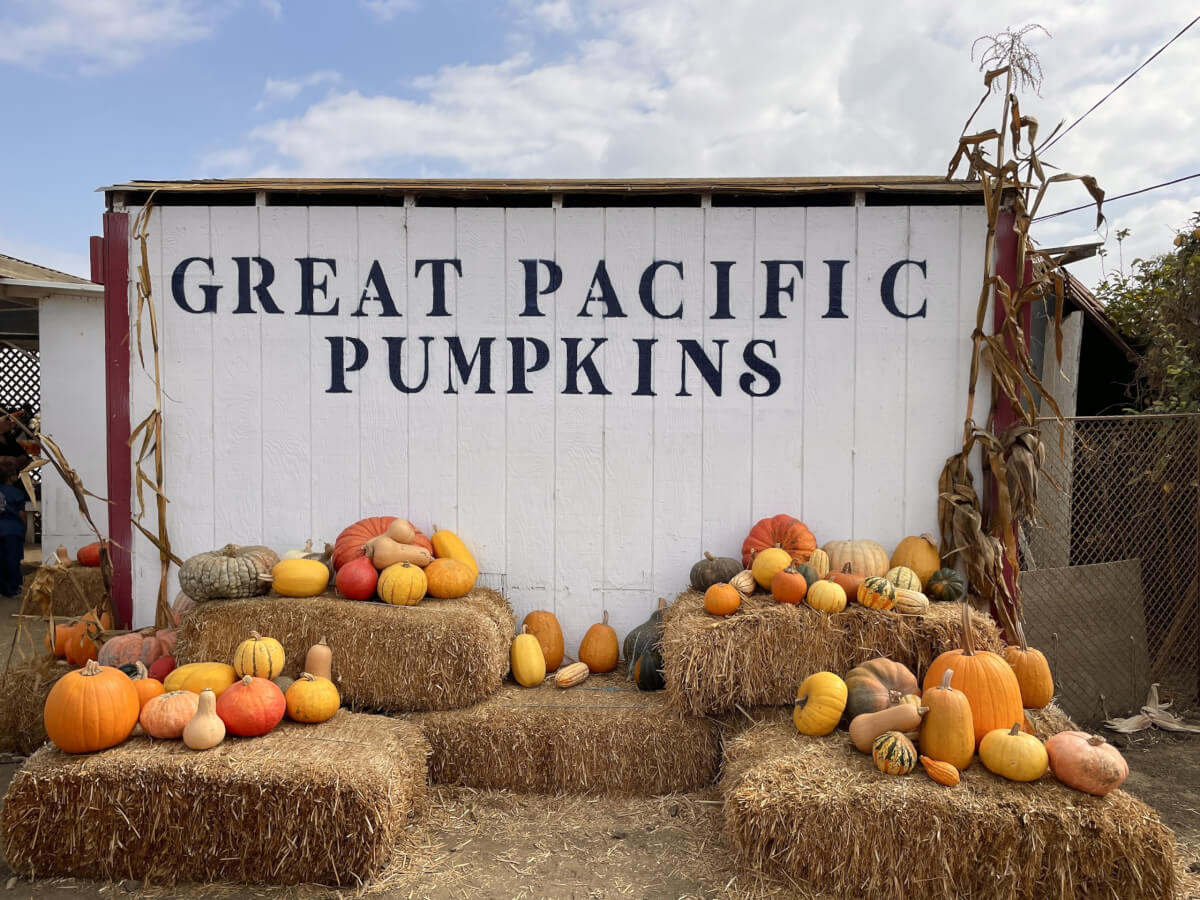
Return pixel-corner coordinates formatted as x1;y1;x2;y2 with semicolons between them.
100;176;983;196
0;252;94;285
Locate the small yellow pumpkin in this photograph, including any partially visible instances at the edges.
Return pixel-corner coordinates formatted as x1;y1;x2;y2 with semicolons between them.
806;548;831;579
233;631;285;680
979;723;1048;782
751;547;793;589
805;579;847;614
377;561;428;606
793;672;848;736
266;558;330;597
511;628;547;687
284;672;340;723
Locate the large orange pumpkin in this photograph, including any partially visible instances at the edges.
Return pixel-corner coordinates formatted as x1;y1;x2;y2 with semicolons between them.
332;516;434;571
741;514;817;568
923;602;1024;747
44;659;140;753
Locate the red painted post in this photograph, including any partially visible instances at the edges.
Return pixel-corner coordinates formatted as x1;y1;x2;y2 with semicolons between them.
89;236;104;285
990;202;1033;631
102;212;133;628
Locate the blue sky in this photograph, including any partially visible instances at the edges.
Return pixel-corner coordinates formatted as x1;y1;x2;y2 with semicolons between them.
2;0;1197;289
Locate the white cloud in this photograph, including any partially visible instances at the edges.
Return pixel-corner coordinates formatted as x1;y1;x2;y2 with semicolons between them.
360;0;417;21
255;70;342;110
0;0;217;72
262;0;282;20
206;0;1199;288
0;231;92;281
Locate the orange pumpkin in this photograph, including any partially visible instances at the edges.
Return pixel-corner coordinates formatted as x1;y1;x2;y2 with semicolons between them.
45;622;73;658
129;661;166;709
578;611;619;673
770;566;809;605
741;514;817;568
43;659;140;753
521;610;565;671
139;689;200;738
704;583;742;616
923;603;1024;747
64;608;112;667
1003;620;1054;709
424;557;476;599
76;541;103;567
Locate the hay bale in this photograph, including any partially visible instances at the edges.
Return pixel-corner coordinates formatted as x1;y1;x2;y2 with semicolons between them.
23;563;103;618
1;710;429;886
721;715;1177;899
662;591;1003;717
0;656;71;755
175;588;515;712
408;672;721;795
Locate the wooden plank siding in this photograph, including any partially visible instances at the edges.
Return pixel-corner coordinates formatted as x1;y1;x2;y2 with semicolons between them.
128;204;986;648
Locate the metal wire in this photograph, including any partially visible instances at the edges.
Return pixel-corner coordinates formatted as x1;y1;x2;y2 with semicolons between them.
1023;413;1199;716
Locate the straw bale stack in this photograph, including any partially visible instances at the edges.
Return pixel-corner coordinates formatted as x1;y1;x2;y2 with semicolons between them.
720;714;1177;899
23;563;103;618
1;710;429;886
0;656;71;755
175;587;515;712
662;591;1003;716
409;672;721;795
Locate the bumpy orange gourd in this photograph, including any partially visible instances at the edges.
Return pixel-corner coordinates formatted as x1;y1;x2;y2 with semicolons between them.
521;610;565;671
578;611;619;673
924;603;1024;747
44;660;139;753
920;755;960;786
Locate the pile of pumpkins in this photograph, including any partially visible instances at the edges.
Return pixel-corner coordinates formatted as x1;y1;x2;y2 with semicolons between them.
175;517;480;607
41;630;340;755
692;515;966;618
509;599;669;693
790;602;1130;797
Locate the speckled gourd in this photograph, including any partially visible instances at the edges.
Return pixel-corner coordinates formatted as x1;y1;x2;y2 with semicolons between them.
179;544;280;600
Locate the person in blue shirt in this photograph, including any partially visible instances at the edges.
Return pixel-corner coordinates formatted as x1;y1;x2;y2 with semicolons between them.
0;455;28;597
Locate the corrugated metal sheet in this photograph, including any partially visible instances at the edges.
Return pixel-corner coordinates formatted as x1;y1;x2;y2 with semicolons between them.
102;175;983;199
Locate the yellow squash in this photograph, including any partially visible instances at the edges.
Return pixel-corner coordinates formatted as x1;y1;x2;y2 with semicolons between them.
164;661;237;696
431;527;479;576
268;558;330;597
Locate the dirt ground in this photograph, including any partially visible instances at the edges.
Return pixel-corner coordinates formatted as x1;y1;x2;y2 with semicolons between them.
2;587;1199;899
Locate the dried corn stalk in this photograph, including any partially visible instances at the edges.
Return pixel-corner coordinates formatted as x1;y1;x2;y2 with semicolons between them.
940;28;1103;630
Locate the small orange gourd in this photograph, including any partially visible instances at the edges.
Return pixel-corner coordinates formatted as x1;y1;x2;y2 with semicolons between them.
920;755;960;786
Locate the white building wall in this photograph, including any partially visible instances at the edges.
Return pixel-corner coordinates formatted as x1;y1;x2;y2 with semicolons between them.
39;293;108;556
126;203;990;646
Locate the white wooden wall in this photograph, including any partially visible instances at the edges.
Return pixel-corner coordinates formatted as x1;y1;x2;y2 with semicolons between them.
39;293;109;555
128;203;989;648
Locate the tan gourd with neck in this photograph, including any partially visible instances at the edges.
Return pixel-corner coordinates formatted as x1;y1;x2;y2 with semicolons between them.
183;688;226;750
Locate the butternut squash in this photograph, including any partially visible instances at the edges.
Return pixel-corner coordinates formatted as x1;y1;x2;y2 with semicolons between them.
385;518;417;544
182;688;226;750
849;702;927;753
364;535;433;570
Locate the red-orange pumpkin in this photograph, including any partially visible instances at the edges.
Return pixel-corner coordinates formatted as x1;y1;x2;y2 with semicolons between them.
741;514;817;568
215;675;286;737
76;542;102;567
770;566;808;604
97;627;175;669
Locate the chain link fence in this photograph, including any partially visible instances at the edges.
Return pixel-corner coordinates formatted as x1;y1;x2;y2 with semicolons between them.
1022;413;1199;723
